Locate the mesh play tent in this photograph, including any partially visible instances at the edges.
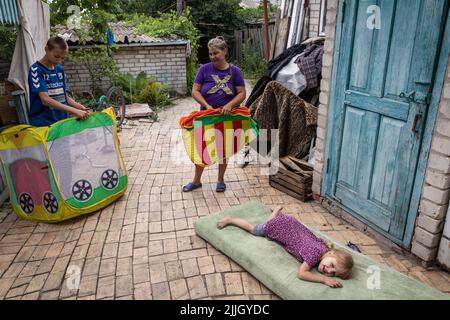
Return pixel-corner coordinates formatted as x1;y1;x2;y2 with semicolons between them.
0;108;127;222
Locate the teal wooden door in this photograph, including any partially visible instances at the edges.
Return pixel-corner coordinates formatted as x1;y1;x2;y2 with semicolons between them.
325;0;447;244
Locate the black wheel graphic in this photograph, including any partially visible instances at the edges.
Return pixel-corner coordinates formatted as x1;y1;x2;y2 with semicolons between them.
101;169;119;190
19;193;34;214
43;192;58;214
72;180;93;202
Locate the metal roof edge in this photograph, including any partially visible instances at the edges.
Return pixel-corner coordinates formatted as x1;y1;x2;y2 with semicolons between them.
69;41;188;49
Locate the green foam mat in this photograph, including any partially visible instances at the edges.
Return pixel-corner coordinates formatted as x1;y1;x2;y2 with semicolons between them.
194;201;450;300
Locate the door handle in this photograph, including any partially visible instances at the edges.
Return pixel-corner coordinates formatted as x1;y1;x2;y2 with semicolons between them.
412;112;423;133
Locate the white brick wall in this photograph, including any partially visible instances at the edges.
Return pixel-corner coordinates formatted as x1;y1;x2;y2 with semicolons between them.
308;0;322;38
308;0;324;38
64;45;187;96
412;59;450;262
312;0;338;195
313;0;450;264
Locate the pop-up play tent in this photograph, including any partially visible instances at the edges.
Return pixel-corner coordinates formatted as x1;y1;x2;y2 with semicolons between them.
0;108;127;222
179;107;259;167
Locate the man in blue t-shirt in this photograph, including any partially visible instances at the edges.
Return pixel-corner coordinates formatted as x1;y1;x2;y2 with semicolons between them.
28;36;90;126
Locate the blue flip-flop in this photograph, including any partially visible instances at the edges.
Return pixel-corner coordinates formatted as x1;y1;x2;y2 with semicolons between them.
182;182;202;192
216;182;226;192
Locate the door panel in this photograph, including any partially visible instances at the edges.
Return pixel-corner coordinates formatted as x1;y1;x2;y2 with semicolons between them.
384;0;421;98
369;116;403;208
327;0;447;243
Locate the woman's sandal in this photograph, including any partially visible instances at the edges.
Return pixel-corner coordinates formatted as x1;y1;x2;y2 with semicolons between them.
182;182;202;192
216;182;226;192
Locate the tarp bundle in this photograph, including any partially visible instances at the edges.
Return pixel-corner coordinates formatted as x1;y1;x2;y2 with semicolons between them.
179;107;259;167
0;108;127;223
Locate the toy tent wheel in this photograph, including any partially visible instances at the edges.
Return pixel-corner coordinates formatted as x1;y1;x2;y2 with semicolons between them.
43;192;58;214
19;193;34;214
72;180;93;202
101;169;119;190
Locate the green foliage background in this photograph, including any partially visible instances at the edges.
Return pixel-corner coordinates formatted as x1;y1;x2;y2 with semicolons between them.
0;26;18;62
124;10;200;94
10;1;277;97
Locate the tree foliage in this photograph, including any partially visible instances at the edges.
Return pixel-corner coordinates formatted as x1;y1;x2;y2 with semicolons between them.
237;2;279;23
189;0;244;41
45;0;122;27
124;10;200;94
0;26;18;62
69;46;119;96
116;0;176;17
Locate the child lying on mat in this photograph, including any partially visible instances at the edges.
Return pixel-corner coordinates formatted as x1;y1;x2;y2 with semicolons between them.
217;206;354;288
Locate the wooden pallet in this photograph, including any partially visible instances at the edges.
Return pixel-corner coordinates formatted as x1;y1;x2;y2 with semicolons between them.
269;156;313;202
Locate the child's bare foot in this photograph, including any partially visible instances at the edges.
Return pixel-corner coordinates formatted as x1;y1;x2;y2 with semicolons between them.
217;216;232;229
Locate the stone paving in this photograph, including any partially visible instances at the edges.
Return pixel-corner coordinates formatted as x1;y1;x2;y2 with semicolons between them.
0;96;449;300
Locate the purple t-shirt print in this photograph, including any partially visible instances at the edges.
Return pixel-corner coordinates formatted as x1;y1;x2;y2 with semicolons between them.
194;63;245;109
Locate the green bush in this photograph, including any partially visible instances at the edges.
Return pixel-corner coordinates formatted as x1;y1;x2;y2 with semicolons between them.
114;71;172;110
0;25;18;62
237;40;267;82
124;10;200;94
139;81;172;110
114;71;149;103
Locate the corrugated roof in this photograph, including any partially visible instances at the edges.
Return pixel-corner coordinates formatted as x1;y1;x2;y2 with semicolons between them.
54;21;183;45
0;0;20;25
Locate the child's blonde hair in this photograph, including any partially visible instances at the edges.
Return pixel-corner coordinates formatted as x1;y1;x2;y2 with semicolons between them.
334;249;354;279
325;241;354;279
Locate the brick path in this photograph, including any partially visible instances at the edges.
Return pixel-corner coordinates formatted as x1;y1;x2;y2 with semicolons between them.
0;96;449;300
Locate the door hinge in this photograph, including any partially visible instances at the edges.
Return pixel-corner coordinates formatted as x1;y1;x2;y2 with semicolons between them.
415;92;432;105
326;159;331;173
341;0;346;24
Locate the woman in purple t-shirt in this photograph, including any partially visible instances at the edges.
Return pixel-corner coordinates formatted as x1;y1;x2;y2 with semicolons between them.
217;206;354;288
183;37;246;193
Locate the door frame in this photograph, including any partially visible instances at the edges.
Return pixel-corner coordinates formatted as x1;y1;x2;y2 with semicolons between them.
322;0;450;248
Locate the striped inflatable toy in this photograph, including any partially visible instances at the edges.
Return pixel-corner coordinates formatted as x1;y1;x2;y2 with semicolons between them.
179;107;259;167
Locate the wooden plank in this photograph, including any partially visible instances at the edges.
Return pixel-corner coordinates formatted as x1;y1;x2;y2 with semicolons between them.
269;23;275;45
272;170;305;188
258;27;264;58
278;166;312;182
269;180;312;202
236;30;242;62
278;160;287;170
276;167;312;183
270;174;309;193
280;157;303;172
279;157;312;177
273;17;291;59
287;156;314;171
271;11;281;60
275;166;303;181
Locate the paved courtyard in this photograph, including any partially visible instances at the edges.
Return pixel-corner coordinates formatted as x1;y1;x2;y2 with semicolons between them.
0;96;449;300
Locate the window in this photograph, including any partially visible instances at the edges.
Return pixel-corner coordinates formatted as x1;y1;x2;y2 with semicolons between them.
319;0;327;36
